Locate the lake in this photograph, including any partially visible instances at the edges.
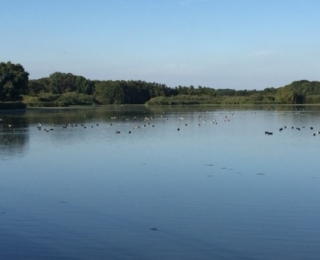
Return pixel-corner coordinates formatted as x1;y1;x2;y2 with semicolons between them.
1;105;320;260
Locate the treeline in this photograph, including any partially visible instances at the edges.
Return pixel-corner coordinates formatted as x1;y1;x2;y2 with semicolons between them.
25;73;174;106
25;73;279;106
274;80;320;104
27;73;320;105
147;81;320;105
2;61;320;107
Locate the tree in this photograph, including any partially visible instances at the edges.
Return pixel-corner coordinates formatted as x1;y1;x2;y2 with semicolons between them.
93;81;125;104
0;61;29;101
27;80;45;96
48;72;75;94
74;76;93;95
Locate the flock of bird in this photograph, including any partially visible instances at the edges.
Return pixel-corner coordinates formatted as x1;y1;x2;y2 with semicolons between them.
32;113;230;135
35;117;159;134
1;111;319;138
265;125;320;136
36;122;101;132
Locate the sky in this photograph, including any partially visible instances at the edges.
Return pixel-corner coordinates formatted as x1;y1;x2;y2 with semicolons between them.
1;0;320;90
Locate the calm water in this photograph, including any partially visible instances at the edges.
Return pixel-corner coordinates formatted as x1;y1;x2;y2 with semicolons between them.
1;105;320;260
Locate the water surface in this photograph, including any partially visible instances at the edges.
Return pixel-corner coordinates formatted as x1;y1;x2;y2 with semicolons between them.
1;105;320;259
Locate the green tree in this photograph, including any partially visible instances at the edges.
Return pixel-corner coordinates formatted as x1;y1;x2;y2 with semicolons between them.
48;72;75;94
27;80;45;95
74;76;93;95
0;61;29;101
93;81;125;104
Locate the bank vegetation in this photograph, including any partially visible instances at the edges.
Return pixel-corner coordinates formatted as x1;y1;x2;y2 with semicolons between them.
1;61;320;109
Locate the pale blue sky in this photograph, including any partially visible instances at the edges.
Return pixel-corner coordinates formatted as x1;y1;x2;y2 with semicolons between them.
1;0;320;89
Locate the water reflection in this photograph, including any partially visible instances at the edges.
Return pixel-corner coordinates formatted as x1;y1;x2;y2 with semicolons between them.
1;105;320;259
1;105;320;160
0;113;29;159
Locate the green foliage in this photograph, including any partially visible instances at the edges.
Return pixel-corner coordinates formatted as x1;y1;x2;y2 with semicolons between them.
23;92;95;107
24;78;320;106
22;95;41;104
27;73;94;95
146;95;224;105
47;72;93;94
94;81;124;104
262;87;277;94
274;81;314;104
27;77;50;94
221;96;250;105
74;76;94;94
38;92;60;102
22;93;63;107
93;80;173;105
305;95;320;104
0;61;29;101
57;92;95;105
3;61;320;107
49;72;74;93
27;80;46;96
262;95;275;103
147;92;277;105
